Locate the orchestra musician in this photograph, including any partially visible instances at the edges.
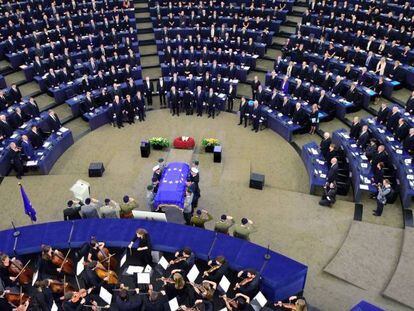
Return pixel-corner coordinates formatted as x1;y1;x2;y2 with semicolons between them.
159;272;193;306
143;284;169;311
202;255;228;283
128;228;153;266
0;254;18;288
188;280;216;301
221;293;253;311
168;248;195;273
233;269;259;297
0;290;30;311
40;245;64;279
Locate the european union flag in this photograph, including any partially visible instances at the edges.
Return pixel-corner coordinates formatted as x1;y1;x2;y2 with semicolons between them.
19;183;37;222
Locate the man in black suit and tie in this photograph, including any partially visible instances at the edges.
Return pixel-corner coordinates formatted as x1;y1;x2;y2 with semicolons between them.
143;76;154;106
170;86;180;116
23;97;40;119
320;132;332;159
357;125;370;150
80;92;96;116
28;125;45;149
0;114;13;141
47;68;59;88
251;76;260;100
386;106;400;133
157;77;167;108
345;83;360;106
46;110;61;133
63;200;82;221
10;108;24;129
403;128;414;155
327;157;338;185
395;118;409;142
350;116;362;140
0;90;8;111
8;84;22;104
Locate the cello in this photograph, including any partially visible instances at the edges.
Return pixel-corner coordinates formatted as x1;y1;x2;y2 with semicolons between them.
4;288;30;309
51;249;74;275
94;261;119;285
7;257;34;285
91;237;118;271
48;279;76;295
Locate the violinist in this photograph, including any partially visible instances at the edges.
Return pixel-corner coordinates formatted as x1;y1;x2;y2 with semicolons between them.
189;280;216;301
40;246;63;279
0;289;30;311
128;228;153;266
221;293;253;311
114;283;143;310
168;248;195;273
233;269;259;297
273;296;307;311
202;255;228;282
62;288;93;311
160;272;193;306
32;280;53;311
0;254;18;288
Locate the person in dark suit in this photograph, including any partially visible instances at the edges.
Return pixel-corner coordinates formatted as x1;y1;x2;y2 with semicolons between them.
206;88;216;119
371;145;388;173
28;126;45;149
8;84;22;104
0;114;13;140
80;92;96;116
46;110;61;133
33;56;45;76
195;86;205;117
327;157;338;184
319;182;337;207
46;68;59;88
157;77;167;108
9;142;24;179
238;97;249;128
125;78;137;98
10;108;24;129
345;83;360;106
183;88;194;115
21;135;35;160
251;76;260;100
386;106;400;133
403;128;414;155
143;76;154;106
377;103;390;125
357;125;370;150
395;118;409;142
279;76;289;94
170;86;180;116
292;102;308;127
63;200;82;221
251;101;260;133
406;91;414;115
115;287;143;310
350;116;362;140
112;95;124;128
134;91;146;122
227;84;236;112
0;90;8;111
316;133;330;160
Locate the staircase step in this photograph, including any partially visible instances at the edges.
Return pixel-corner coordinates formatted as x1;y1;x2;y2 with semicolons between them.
136;17;151;23
135;12;150;18
134;2;147;8
139;45;158;55
137;28;153;34
52;102;73;121
63;117;91;141
34;93;56;111
142;67;162;79
19;82;41;98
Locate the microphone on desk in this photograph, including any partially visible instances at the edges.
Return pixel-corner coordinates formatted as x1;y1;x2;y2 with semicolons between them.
11;221;20;238
264;245;271;260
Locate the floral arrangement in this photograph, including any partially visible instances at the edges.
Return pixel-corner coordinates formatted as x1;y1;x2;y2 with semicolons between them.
149;137;170;148
201;138;220;147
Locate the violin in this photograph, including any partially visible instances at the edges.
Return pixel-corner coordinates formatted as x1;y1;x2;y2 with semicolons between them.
4;291;30;308
220;295;238;309
71;288;88;304
48;279;76;295
234;275;254;290
8;258;33;285
169;255;186;266
203;264;220;277
94;261;118;285
51;249;74;275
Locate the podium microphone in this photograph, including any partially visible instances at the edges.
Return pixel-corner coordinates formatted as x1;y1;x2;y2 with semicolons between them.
11;221;20;237
264;245;271;260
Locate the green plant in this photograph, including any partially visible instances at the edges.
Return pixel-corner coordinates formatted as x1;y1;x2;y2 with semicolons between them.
149;137;170;148
201;138;220;147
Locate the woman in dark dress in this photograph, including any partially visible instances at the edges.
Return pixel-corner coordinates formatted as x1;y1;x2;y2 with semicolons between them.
309;104;319;135
128;228;153;266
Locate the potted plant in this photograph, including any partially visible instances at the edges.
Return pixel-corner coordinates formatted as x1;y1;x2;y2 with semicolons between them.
201;138;220;153
149;137;170;150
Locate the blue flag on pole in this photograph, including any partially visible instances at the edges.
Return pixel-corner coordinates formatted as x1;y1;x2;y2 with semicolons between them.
19;183;37;222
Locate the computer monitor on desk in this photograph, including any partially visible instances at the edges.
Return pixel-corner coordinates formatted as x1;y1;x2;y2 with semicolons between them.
132;210;167;222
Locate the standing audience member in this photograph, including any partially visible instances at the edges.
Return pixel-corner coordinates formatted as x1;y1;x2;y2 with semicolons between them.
214;215;235;234
120;195;138;218
233;218;257;241
373;179;392;216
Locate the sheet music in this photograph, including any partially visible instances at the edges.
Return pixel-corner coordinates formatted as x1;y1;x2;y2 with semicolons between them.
158;256;169;270
76;257;84;276
218;275;230;293
168;297;179;311
137;272;151;284
186;265;199;283
144;264;152;273
99;286;112;305
126;265;144;275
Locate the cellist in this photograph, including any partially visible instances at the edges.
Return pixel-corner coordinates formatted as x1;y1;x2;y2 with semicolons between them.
0;290;30;311
39;246;63;279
